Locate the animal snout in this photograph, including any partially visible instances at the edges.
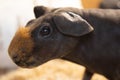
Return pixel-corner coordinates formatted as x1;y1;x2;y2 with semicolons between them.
11;54;21;64
9;48;38;68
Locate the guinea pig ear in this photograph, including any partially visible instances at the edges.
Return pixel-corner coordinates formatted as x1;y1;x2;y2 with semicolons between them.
34;6;50;18
53;12;94;37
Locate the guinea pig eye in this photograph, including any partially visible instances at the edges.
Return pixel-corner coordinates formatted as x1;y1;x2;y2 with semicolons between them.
39;25;52;37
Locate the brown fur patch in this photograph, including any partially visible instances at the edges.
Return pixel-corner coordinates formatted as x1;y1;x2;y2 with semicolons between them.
8;27;34;57
17;27;31;38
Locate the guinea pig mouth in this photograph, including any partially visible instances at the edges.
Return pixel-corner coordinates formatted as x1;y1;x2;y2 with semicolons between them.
14;60;37;68
11;54;39;68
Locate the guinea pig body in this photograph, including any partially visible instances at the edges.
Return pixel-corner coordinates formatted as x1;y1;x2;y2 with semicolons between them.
9;6;120;80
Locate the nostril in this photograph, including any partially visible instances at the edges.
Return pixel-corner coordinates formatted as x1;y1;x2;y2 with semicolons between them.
12;54;18;59
12;54;20;63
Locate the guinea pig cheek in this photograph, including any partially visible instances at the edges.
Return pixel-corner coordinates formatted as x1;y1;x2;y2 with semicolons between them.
8;27;36;68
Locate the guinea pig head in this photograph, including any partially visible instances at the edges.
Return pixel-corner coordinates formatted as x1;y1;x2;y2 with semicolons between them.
8;8;93;68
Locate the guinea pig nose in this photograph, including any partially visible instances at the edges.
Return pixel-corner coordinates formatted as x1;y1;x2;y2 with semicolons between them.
12;54;20;64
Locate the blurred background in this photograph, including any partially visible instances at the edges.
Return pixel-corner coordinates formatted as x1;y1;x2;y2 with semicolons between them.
0;0;119;80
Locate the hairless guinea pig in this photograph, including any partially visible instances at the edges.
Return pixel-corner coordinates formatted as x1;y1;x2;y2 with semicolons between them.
8;6;120;80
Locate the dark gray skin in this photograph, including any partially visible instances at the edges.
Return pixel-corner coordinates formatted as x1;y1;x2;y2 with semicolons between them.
99;0;120;9
8;6;120;80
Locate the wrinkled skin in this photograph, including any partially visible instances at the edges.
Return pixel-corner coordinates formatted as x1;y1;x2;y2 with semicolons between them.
9;6;120;80
99;0;120;9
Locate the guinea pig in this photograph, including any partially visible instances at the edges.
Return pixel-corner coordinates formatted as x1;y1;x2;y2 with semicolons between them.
8;6;120;80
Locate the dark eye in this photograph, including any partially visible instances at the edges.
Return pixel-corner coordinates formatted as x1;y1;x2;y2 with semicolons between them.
39;25;51;37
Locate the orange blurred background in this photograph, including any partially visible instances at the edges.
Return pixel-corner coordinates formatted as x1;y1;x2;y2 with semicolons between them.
82;0;102;8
